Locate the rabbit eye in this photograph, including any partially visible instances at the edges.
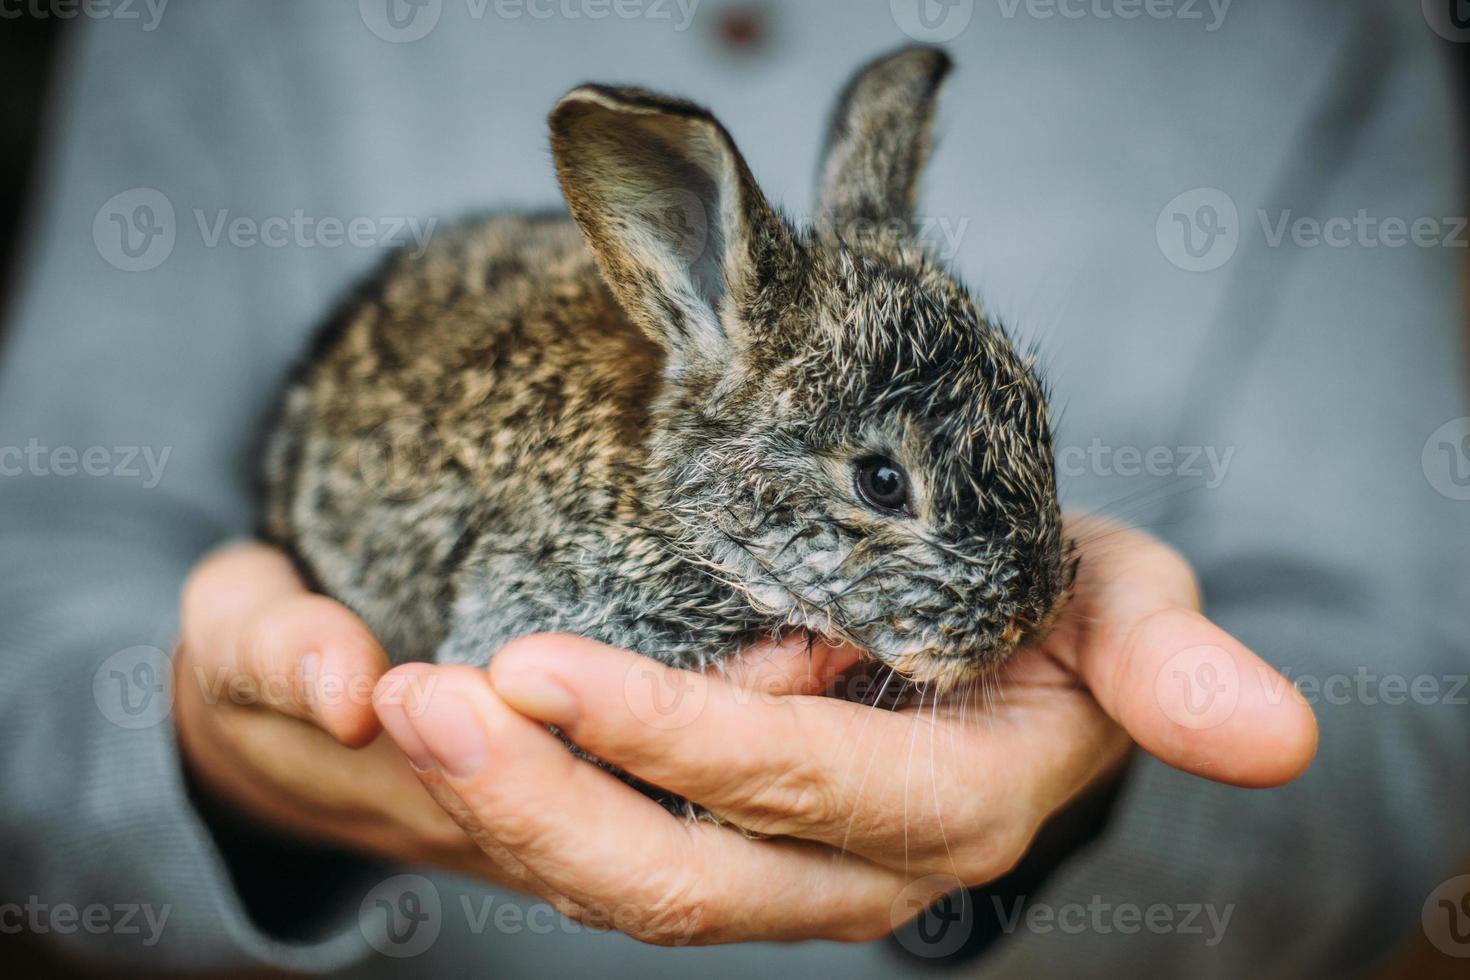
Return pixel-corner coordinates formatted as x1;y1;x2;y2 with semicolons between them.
854;456;911;514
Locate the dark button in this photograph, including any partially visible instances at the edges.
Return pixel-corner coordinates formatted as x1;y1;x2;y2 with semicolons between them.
715;4;768;52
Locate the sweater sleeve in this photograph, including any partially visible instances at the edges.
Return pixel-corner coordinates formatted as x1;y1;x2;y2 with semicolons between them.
0;6;394;973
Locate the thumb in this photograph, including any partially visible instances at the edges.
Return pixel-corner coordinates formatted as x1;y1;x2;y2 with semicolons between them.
180;542;390;746
1088;606;1318;787
1048;517;1318;787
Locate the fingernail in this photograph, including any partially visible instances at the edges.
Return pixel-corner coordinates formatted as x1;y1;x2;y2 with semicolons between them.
405;692;488;778
376;699;435;772
491;668;579;727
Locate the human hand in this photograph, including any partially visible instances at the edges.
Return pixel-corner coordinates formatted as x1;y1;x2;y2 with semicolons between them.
175;543;505;879
372;515;1318;944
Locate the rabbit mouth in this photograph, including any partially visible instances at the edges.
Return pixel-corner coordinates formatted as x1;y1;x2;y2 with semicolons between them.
860;607;1066;693
776;600;1055;693
869;642;1004;692
873;644;999;693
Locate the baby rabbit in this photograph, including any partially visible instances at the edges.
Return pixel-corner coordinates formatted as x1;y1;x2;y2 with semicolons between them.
262;45;1072;700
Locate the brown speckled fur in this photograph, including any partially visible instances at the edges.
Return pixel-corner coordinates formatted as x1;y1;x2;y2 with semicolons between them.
262;46;1072;700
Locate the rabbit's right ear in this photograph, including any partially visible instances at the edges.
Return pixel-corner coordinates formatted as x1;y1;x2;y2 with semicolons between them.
815;45;952;240
550;86;795;368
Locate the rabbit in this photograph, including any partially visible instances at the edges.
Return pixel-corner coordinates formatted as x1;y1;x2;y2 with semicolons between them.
261;44;1073;720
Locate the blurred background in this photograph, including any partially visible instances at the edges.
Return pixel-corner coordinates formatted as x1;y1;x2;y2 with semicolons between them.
3;7;1469;325
5;7;1468;336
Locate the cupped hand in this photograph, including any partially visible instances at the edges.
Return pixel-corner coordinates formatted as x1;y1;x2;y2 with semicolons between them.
372;514;1318;944
175;544;510;881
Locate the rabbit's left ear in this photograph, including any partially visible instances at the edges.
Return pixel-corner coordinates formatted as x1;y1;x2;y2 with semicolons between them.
550;85;795;368
815;45;952;238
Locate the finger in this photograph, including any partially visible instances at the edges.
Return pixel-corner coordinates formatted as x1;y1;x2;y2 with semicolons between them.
372;665;556;895
181;542;389;746
1047;516;1319;787
1056;604;1318;787
378;663;911;944
487;635;1086;875
723;633;865;696
183;684;485;869
180;542;305;652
